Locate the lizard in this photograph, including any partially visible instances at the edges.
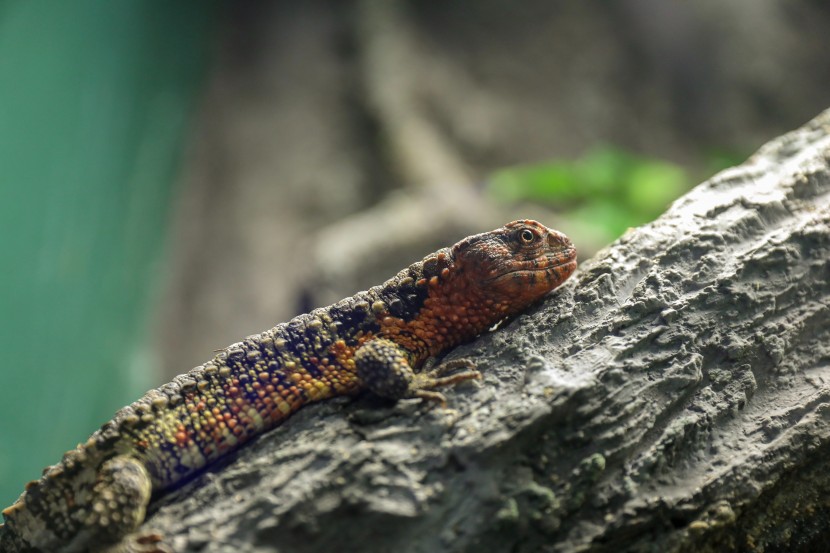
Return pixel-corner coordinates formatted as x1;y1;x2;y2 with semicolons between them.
0;219;576;552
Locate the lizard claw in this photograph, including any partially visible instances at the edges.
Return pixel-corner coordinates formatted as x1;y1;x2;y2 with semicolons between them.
426;357;478;378
135;533;171;552
103;532;173;553
414;389;449;408
413;359;482;408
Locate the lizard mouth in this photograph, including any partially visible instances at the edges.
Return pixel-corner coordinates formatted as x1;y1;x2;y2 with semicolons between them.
489;248;578;284
500;260;576;279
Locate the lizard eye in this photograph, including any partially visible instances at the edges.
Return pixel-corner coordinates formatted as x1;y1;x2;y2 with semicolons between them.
519;228;536;244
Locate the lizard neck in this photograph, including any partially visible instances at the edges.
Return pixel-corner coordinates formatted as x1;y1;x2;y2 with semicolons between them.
374;248;514;363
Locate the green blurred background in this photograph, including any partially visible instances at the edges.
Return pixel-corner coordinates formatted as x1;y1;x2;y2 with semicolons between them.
1;0;829;508
0;1;218;505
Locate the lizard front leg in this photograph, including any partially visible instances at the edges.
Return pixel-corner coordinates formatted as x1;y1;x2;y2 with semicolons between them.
355;338;481;407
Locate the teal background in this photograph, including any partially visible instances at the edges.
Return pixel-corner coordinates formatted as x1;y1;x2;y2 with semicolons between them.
0;2;217;507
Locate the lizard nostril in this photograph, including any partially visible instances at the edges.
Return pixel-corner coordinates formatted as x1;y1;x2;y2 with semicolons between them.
556;233;574;250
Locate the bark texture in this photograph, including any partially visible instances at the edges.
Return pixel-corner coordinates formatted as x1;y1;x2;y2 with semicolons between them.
145;110;830;552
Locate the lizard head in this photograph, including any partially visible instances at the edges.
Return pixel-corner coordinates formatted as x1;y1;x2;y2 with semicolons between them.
451;219;577;312
381;220;576;358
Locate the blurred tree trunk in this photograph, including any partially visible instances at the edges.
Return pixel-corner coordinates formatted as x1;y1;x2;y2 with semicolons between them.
144;111;830;552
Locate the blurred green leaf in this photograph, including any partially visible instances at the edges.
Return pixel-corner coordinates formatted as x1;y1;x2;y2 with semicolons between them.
488;163;582;203
624;162;688;215
571;199;642;242
486;146;696;242
575;147;637;195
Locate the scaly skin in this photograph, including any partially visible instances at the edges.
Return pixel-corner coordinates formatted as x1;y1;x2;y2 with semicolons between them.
0;220;576;552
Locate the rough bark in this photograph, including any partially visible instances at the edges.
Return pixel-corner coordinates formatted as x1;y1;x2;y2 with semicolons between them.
145;110;830;552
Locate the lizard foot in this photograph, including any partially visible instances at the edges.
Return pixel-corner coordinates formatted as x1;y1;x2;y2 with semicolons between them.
412;359;481;408
356;339;481;408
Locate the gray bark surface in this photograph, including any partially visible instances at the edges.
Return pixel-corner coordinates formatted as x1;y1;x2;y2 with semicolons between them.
146;110;830;552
